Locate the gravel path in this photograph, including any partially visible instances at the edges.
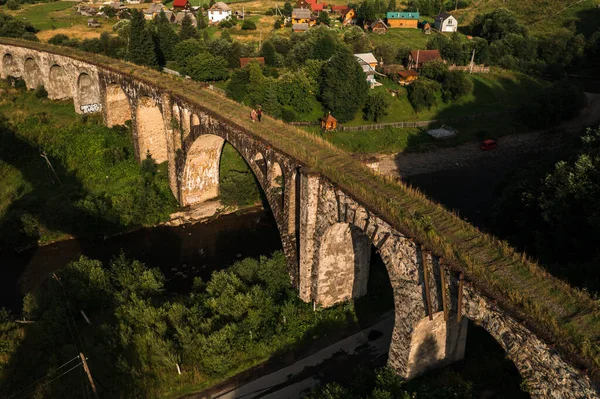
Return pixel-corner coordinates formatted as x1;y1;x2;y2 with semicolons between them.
375;93;600;178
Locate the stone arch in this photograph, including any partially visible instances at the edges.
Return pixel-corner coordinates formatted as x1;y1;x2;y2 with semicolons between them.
269;162;284;209
253;152;267;177
47;64;71;100
76;72;101;113
23;58;43;89
314;223;372;307
105;83;131;127
136;96;168;163
2;53;18;78
181;134;226;206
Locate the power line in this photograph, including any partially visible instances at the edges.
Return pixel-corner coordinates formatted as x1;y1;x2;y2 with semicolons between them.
18;362;84;399
7;355;80;399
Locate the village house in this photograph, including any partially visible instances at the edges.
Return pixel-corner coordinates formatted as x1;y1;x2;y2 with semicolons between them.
87;18;101;28
172;0;191;11
77;5;97;17
176;10;197;26
292;8;314;25
434;12;457;32
423;21;432;34
143;3;168;20
386;11;419;28
321;113;337;131
354;53;379;86
330;6;355;25
240;57;265;68
398;69;418;85
292;22;310;32
408;49;442;70
370;19;387;34
208;2;232;24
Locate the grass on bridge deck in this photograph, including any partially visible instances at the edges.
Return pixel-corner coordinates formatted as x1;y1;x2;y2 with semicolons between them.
2;37;600;381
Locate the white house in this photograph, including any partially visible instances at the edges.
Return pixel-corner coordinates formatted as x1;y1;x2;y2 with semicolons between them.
354;53;379;86
434;12;457;32
208;2;232;24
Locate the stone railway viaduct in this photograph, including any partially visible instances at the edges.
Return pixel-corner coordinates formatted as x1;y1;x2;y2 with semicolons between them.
1;40;598;398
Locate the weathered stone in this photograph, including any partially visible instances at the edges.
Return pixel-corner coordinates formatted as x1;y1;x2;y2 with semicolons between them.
2;43;598;398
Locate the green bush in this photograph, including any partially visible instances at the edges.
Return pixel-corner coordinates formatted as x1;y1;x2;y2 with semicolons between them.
363;92;390;122
241;20;257;30
34;85;48;99
441;71;473;102
48;34;70;46
408;78;440;112
282;107;298;122
6;0;20;10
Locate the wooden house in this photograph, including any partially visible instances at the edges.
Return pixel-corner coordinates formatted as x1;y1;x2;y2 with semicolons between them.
87;18;101;28
143;3;167;20
370;19;388;34
408;49;442;70
342;8;355;25
292;23;310;32
434;12;457;32
175;11;197;27
321;113;337;130
398;70;418;85
172;0;191;11
386;11;419;28
292;8;313;24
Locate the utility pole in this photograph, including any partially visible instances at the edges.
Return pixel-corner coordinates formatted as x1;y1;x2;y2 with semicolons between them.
79;353;99;399
469;49;475;73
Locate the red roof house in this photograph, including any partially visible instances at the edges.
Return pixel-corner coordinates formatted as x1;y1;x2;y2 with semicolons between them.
408;50;442;69
172;0;190;9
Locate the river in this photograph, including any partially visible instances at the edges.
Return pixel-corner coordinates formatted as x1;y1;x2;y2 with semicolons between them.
0;208;282;312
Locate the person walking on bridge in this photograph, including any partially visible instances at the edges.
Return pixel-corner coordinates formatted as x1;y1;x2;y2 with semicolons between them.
250;108;257;123
257;106;263;122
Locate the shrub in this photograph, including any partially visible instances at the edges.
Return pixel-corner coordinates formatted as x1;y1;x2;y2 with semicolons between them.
48;34;70;46
420;59;448;81
363;92;390;122
282;108;297;122
519;81;586;128
265;9;274;16
441;71;473;102
241;20;257;30
408;78;440;112
6;0;20;10
34;85;48;99
219;18;236;29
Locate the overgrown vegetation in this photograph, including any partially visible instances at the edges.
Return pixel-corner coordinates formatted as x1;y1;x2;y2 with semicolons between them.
0;252;367;398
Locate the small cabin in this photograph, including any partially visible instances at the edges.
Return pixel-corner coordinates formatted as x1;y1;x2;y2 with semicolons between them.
398;69;418;85
321;113;337;131
370;19;388;34
87;18;101;28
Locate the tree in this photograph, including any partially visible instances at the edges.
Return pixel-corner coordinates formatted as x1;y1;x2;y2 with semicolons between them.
246;62;266;106
363;92;389;122
318;11;331;26
261;41;278;67
441;70;473;102
283;1;294;16
226;68;250;102
262;80;282;119
471;8;527;42
387;0;396;11
312;30;339;60
179;14;197;40
128;10;158;67
320;49;369;122
186;53;229;81
155;11;180;65
408;78;439;112
173;38;207;70
420;59;448;81
274;19;283;29
197;13;208;30
519;81;586;128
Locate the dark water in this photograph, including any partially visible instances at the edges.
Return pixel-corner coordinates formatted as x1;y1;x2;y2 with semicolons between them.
0;208;282;312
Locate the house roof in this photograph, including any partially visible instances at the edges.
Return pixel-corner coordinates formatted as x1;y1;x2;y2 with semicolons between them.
292;23;309;31
240;57;265;68
322;113;337;123
435;12;454;22
331;5;347;11
175;11;196;23
354;53;378;65
370;19;387;29
292;8;311;18
209;2;231;11
144;3;165;14
398;70;418;78
311;3;325;11
173;0;189;7
410;49;441;64
387;11;419;19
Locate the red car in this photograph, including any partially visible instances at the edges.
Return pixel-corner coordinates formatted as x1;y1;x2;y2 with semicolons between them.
480;139;497;151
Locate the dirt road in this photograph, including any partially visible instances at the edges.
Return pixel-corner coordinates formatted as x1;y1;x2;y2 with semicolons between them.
376;93;600;178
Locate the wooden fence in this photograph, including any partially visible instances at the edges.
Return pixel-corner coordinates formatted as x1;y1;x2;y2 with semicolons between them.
288;121;320;126
448;64;491;73
337;110;512;132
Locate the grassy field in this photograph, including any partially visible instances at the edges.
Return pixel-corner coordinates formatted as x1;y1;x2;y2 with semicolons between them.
368;26;432;50
452;0;600;36
4;38;600;385
341;69;547;127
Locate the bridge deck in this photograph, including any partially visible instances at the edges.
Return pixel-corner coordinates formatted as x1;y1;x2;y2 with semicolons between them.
2;38;600;379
